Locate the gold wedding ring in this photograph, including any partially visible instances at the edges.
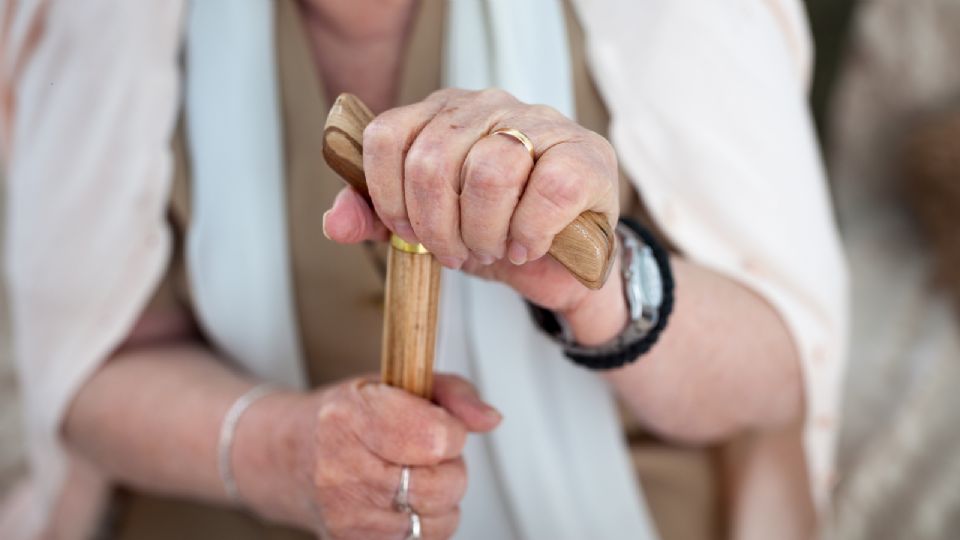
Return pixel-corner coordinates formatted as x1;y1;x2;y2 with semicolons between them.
390;129;533;256
492;128;536;161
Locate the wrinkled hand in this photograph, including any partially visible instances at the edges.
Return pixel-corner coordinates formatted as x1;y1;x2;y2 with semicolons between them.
285;374;500;539
322;88;619;313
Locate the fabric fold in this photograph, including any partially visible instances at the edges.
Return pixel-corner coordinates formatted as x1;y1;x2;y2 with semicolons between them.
185;0;306;389
2;0;185;534
445;1;658;538
572;0;848;512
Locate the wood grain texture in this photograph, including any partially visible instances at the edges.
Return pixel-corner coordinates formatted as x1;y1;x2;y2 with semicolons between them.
323;93;440;397
381;246;441;398
323;93;375;199
323;93;616;289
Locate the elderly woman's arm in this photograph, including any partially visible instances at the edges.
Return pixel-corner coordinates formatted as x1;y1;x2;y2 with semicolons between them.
324;87;805;447
329;184;803;445
564;256;803;443
62;309;300;523
63;304;499;537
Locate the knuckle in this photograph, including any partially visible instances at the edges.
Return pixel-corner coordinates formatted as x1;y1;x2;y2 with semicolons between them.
442;426;467;459
414;414;462;463
427;87;462;102
463;159;516;202
405;144;446;187
363;119;407;220
533;161;584;212
316;399;352;427
380;406;447;463
530;103;565;120
421;422;452;463
587;130;617;167
363;116;398;157
479;87;514;104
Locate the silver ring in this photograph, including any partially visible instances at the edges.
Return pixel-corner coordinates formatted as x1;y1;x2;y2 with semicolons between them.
405;511;422;540
394;465;412;512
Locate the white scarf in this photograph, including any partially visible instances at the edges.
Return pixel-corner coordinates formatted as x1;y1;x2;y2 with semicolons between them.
184;1;656;538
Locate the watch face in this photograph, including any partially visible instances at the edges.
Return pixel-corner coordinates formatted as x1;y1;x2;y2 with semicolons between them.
638;246;663;308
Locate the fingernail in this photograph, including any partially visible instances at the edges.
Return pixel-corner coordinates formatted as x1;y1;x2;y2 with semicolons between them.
321;210;332;240
476;253;495;266
394;220;417;243
483;405;503;423
464;392;502;422
438;256;465;270
507;241;528;265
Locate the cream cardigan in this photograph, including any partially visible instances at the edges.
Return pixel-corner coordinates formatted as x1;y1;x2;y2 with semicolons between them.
1;0;846;538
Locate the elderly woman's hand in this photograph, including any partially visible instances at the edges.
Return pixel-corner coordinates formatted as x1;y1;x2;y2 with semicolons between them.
243;374;500;539
322;88;620;314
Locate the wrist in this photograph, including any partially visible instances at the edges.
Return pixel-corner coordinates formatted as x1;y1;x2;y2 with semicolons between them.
531;218;674;370
561;250;629;346
231;388;318;527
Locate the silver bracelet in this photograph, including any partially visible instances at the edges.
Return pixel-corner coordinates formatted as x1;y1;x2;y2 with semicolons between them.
218;383;277;503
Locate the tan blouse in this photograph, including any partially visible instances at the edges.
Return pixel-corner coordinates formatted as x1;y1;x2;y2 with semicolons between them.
110;2;716;539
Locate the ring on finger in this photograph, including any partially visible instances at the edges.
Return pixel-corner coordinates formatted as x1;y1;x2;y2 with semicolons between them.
394;465;413;512
492;127;536;161
405;511;422;540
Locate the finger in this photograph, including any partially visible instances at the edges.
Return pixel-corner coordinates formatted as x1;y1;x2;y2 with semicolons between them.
432;374;502;433
319;507;460;540
459;133;533;262
377;458;467;516
404;89;517;269
508;141;617;265
420;508;461;540
408;459;467;516
322;187;390;244
351;381;468;466
317;507;407;540
363;99;446;244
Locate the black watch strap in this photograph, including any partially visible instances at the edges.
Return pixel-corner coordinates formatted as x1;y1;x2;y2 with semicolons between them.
527;217;675;370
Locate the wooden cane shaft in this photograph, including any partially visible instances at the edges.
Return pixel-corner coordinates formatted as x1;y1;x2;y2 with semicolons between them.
323;93;616;289
381;244;441;398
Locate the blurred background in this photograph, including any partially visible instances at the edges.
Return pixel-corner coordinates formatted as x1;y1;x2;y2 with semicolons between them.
2;0;959;538
0;158;24;502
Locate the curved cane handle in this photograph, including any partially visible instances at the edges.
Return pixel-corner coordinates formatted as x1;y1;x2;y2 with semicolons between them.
323;93;615;289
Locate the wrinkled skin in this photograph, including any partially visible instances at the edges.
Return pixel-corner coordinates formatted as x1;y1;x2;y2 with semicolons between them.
305;88;620;539
323;87;620;315
275;374;500;539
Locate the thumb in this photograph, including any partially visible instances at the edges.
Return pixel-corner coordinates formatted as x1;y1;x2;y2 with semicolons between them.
322;187;390;244
432;373;502;433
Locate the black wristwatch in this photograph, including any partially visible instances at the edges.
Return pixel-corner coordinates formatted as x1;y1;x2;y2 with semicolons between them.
528;217;674;370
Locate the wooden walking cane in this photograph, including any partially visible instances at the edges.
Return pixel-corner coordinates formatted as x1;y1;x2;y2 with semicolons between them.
323;93;616;398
